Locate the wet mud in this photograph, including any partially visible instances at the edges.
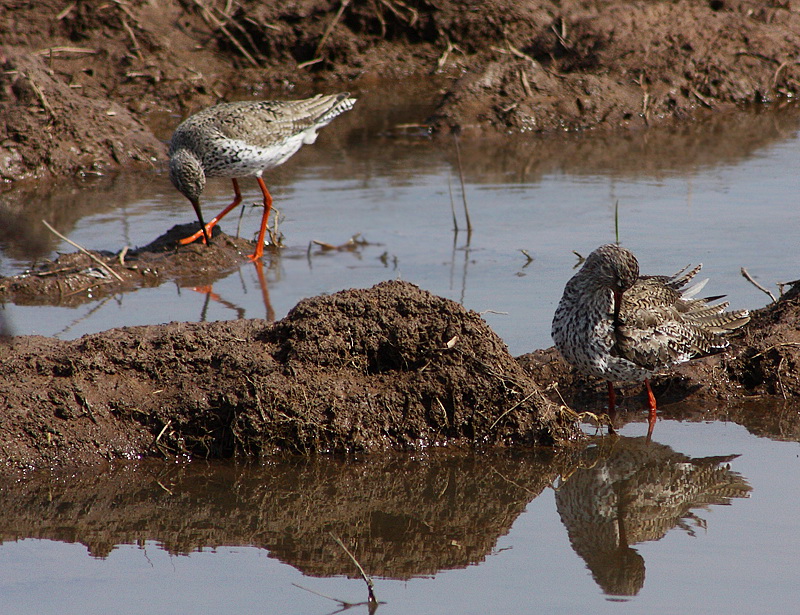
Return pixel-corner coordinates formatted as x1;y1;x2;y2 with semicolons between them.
0;274;576;468
2;1;799;181
0;227;799;468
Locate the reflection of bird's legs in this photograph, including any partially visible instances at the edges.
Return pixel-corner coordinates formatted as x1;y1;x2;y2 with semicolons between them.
179;179;244;245
607;381;618;435
251;259;275;322
645;379;657;441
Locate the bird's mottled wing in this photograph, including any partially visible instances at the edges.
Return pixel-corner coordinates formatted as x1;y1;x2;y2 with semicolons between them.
614;269;749;371
214;94;354;147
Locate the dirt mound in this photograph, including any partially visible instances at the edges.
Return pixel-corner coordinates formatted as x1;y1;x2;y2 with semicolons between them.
0;280;574;469
1;1;798;181
0;225;256;307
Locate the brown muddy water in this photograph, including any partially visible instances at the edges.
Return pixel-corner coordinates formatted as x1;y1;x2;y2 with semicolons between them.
1;105;799;613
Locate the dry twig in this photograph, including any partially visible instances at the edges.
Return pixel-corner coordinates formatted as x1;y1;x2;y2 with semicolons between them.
315;0;351;58
42;220;125;282
741;267;777;303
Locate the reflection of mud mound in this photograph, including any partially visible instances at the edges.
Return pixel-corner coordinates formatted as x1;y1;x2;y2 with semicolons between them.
0;451;571;578
555;437;751;596
0;281;575;468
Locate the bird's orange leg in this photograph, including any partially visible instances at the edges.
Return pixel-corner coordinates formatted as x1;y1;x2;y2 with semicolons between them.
645;378;657;440
179;179;244;245
247;177;274;261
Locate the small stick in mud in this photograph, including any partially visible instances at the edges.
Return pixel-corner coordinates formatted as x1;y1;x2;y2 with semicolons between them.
741;267;777;303
42;220;125;282
315;0;351;58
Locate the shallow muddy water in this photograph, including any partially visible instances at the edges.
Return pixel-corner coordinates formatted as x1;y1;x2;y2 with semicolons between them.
1;105;800;613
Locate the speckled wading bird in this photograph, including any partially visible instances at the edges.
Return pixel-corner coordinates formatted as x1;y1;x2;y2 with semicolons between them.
551;243;750;436
168;92;356;261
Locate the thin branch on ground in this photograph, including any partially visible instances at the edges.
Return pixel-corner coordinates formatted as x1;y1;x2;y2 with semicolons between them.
42;220;125;282
315;0;351;58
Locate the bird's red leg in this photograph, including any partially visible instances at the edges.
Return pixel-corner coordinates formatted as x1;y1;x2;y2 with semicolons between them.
247;177;274;261
607;381;617;435
645;378;657;440
179;179;244;245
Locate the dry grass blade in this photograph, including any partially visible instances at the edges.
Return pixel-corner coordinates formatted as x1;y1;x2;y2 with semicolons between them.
315;0;351;58
452;133;472;235
42;220;125;282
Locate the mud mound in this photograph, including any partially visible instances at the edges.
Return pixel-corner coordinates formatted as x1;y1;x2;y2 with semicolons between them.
0;225;255;307
2;1;799;182
0;280;575;469
729;282;800;398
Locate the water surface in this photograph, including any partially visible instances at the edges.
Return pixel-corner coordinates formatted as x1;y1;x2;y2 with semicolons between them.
0;420;798;614
1;104;799;614
1;105;798;353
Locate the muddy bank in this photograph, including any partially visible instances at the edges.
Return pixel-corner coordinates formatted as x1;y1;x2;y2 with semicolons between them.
0;224;260;307
2;0;799;181
0;280;574;469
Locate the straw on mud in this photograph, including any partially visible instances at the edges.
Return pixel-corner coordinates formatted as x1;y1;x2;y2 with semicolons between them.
42;219;125;282
315;0;351;57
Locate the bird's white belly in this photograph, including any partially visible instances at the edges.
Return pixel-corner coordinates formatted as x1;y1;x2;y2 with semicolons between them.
205;133;309;178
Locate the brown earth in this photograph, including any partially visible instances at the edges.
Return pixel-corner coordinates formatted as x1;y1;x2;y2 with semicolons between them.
1;0;799;181
1;1;800;468
0;277;577;468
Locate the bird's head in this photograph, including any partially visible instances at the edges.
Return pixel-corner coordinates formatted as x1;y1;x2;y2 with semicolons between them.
169;147;206;204
586;244;640;294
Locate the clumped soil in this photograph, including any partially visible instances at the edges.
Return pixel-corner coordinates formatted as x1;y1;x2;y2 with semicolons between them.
1;229;799;468
1;0;799;181
0;279;575;468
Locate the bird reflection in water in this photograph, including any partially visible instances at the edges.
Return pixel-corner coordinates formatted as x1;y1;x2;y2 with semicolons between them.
554;436;751;597
191;258;275;322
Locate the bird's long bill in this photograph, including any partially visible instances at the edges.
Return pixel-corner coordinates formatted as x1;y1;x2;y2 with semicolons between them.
612;288;623;323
